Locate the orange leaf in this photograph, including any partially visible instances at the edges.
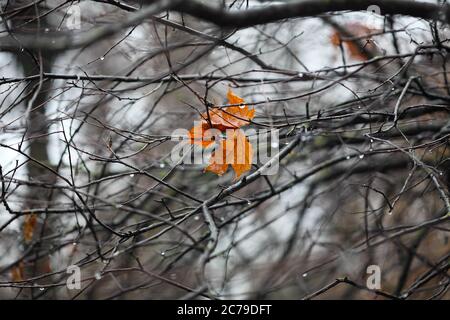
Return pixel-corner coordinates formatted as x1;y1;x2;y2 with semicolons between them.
330;32;341;47
205;129;253;179
188;122;217;147
42;259;52;274
201;89;255;131
227;88;246;106
188;89;254;179
23;213;37;243
330;23;376;61
11;262;24;282
188;89;255;148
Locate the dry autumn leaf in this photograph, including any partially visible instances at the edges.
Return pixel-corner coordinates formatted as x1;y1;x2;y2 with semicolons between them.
195;89;255;132
330;22;377;61
188;89;255;178
42;259;53;274
11;262;24;282
188;88;255;145
205;129;253;179
23;213;37;243
188;122;219;147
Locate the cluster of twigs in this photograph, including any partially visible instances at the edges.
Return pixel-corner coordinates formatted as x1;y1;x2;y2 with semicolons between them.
0;0;449;299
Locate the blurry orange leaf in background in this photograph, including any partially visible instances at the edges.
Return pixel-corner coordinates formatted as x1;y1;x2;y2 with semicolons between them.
330;22;377;61
11;262;24;282
23;213;37;243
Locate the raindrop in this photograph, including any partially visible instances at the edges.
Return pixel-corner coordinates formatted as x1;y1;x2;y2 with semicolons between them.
359;154;365;159
159;163;165;168
113;251;120;257
302;273;308;278
271;142;279;148
346;155;351;160
298;73;304;78
94;272;102;280
370;139;374;143
239;104;245;109
247;201;252;205
102;259;108;264
20;48;24;52
439;172;443;176
129;174;135;178
72;242;77;246
100;56;105;61
161;251;166;256
39;287;45;291
44;28;49;32
194;216;200;221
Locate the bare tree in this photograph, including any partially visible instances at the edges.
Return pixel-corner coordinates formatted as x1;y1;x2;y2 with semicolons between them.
0;0;449;300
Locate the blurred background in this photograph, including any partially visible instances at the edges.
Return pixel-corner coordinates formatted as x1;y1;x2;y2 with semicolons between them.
0;0;449;299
